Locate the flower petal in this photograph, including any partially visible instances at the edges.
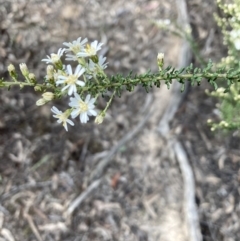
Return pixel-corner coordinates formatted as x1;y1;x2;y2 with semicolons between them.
67;65;72;75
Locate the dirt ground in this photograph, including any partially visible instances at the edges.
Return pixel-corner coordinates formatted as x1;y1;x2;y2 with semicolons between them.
0;0;240;241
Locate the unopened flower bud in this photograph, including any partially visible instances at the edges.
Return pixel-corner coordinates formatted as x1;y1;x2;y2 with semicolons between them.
157;53;164;71
42;92;54;101
19;63;29;77
95;112;105;124
34;86;42;92
36;98;47;106
8;64;15;73
46;65;55;83
90;55;99;64
29;73;36;83
47;65;54;76
8;64;17;79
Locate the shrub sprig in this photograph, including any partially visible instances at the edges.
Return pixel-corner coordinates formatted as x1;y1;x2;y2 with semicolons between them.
1;36;240;131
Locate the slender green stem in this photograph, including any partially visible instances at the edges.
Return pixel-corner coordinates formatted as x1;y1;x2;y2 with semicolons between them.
103;90;116;112
1;71;240;93
3;81;40;87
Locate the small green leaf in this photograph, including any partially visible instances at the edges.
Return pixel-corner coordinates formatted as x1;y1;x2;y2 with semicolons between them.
181;83;185;92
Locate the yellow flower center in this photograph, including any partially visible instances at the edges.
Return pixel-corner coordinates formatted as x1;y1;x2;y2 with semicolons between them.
79;101;88;112
85;44;95;55
51;54;60;63
56;113;67;123
71;45;81;54
65;75;77;85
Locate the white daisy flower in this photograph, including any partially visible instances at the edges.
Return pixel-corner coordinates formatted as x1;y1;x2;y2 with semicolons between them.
88;56;108;74
77;40;103;57
51;106;74;131
69;93;97;123
63;37;88;54
65;54;79;61
42;48;65;65
56;65;85;96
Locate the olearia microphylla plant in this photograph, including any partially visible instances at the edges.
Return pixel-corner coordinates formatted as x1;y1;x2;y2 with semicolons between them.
206;0;240;131
2;36;240;131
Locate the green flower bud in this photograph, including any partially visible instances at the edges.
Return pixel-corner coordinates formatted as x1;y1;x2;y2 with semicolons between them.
90;55;99;64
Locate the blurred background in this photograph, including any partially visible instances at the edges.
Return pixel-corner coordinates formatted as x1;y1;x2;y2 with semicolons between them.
0;0;239;240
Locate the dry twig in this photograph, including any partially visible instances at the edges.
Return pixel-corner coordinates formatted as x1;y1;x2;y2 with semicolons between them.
0;229;15;241
67;178;102;215
1;181;52;201
24;213;43;241
90;108;152;181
